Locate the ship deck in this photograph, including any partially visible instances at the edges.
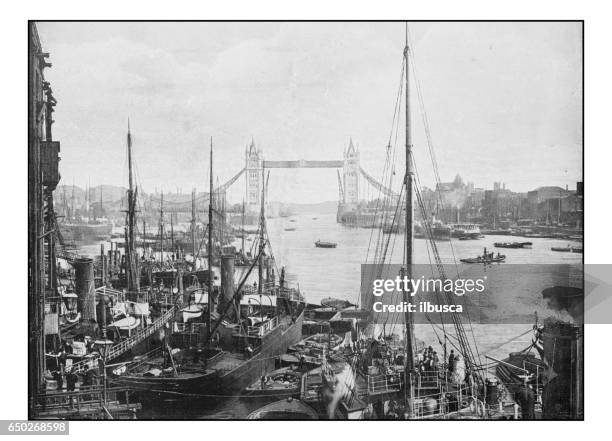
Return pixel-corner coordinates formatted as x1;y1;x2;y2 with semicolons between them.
207;351;248;374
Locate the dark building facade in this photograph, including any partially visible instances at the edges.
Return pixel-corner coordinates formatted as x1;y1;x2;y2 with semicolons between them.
28;22;60;415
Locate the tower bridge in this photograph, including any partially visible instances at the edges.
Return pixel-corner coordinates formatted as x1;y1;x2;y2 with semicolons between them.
147;138;396;216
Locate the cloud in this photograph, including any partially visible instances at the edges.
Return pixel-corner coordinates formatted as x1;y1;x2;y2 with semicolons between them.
37;22;582;203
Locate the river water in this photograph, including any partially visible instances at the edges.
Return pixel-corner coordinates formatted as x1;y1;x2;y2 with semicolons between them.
77;211;582;419
264;212;581;357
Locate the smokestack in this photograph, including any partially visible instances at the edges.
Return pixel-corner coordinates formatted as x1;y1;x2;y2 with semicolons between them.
541;319;583;419
74;258;96;322
220;253;235;316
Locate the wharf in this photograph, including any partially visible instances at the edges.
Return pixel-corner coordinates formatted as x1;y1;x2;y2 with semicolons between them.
33;386;141;420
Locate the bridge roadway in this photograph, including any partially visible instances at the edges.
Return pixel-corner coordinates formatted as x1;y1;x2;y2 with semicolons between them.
145;160;396;212
263;160;344;168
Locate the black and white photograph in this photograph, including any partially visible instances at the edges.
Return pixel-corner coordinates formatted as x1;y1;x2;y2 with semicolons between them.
21;17;590;426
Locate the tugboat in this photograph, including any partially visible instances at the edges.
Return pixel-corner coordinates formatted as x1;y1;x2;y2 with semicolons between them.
315;240;337;248
460;248;506;264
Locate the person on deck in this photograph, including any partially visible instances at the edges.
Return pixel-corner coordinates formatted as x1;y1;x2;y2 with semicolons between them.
448;350;455;373
66;370;77;392
515;376;536;419
53;370;63;391
432;351;440;374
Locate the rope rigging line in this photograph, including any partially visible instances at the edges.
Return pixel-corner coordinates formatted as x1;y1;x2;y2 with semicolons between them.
405;29;485;375
359;58;405;310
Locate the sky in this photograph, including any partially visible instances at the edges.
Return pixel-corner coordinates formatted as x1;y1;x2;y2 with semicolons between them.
36;22;583;203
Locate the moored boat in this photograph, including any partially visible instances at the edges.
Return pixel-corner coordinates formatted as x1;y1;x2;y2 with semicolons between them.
112;347;221;396
450;223;481;239
243;367;302;398
494;241;532;249
460;255;505;264
551;246;572;252
320;297;356;310
247;398;319;419
315;240;337;248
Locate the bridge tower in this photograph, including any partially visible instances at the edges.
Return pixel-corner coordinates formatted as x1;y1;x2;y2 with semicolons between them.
245;138;263;215
342;138;360;210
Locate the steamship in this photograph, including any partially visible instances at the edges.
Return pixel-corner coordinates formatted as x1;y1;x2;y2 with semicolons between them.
112;133;305;397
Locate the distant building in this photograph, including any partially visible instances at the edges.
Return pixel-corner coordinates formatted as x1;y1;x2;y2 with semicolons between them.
245;139;263;214
531;186;572;204
342;138;360;209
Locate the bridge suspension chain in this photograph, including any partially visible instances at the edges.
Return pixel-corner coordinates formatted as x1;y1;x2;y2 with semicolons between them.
359;167;398;198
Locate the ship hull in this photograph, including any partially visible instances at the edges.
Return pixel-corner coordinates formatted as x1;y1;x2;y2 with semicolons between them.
218;310;304;393
113;371;220;397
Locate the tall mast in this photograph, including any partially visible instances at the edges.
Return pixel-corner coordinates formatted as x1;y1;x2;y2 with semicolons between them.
258;167;266;297
170;213;175;257
558;189;561;224
142;218;147;259
241;199;245;255
63;186;68;217
403;23;415;415
159;192;165;260
191;188;196;260
87;178;91;217
126;119;139;292
207;138;214;339
71;180;75;219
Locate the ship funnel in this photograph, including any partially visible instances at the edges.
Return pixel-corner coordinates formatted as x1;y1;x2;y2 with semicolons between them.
73;257;97;322
220;253;236;317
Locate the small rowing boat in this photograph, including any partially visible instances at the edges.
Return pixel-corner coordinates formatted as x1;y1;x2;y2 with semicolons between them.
315;240;337;248
551;246;572;252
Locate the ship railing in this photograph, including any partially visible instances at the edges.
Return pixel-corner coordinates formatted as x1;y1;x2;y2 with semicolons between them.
522;359;542;404
416;369;441;389
411;384;484;419
243;316;279;337
124;290;153;304
35;386;136;415
241;285;277;297
106;306;176;362
66;356;99;374
278;287;301;302
95;286;126;302
366;373;403;395
174;322;205;334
